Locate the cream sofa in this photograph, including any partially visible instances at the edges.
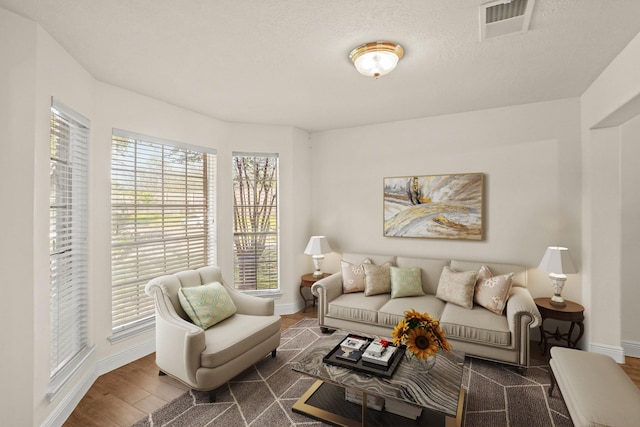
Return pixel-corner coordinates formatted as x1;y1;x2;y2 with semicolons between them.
312;253;542;369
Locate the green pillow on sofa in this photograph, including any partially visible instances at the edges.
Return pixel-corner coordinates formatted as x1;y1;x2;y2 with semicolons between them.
178;282;237;329
390;266;425;298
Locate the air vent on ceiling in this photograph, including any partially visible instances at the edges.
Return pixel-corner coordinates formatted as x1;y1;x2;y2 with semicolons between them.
480;0;535;40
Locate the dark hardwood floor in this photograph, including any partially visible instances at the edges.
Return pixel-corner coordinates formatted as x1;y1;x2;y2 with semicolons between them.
63;306;640;426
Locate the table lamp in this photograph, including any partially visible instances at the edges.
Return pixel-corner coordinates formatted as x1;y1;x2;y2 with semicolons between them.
304;236;332;278
538;246;578;307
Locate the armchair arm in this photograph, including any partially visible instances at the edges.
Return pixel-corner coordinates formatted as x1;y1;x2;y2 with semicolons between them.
311;272;343;326
146;282;205;385
220;281;275;316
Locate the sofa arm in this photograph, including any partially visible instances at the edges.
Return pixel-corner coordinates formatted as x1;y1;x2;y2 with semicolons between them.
311;272;343;326
506;286;542;329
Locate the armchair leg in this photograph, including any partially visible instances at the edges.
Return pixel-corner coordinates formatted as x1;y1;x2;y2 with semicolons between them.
158;370;167;376
548;368;556;396
271;349;277;358
207;389;216;403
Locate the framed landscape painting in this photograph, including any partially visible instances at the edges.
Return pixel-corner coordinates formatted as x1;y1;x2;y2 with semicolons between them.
383;173;484;240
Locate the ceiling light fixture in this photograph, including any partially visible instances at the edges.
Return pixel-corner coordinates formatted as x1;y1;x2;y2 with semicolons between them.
349;41;404;78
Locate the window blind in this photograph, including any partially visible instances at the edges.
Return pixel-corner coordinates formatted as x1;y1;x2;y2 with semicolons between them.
232;152;279;290
111;130;216;335
49;99;92;397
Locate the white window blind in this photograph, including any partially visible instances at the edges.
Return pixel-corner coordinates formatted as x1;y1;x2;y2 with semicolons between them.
49;99;92;399
232;152;279;290
111;130;216;336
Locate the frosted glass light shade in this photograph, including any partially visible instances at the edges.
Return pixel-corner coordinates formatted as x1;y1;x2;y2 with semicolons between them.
349;41;404;78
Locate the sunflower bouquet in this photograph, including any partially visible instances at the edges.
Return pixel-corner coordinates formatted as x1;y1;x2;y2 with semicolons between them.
391;309;451;360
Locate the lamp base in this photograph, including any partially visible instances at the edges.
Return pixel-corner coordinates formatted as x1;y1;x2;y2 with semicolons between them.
312;255;325;279
549;295;566;307
549;273;568;308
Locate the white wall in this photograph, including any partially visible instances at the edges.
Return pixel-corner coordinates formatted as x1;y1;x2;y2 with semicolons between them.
309;99;583;302
0;8;37;427
621;114;640;355
582;30;640;361
0;10;312;426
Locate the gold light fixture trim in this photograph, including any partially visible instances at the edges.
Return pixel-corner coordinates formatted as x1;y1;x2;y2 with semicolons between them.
349;41;404;78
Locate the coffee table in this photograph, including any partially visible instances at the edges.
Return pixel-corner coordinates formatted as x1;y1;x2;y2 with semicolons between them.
291;333;465;427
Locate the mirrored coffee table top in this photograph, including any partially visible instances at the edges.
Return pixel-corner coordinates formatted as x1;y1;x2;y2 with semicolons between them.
292;333;465;418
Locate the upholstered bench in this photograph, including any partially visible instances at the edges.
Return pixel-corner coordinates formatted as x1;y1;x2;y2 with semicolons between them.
549;347;640;427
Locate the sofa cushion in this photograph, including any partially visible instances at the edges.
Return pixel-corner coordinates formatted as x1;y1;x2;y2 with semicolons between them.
440;302;511;346
200;313;281;368
378;295;446;328
364;262;392;296
451;260;527;288
178;282;237;329
474;265;514;315
328;293;390;323
395;257;450;295
435;266;477;309
390;266;425;298
341;258;371;293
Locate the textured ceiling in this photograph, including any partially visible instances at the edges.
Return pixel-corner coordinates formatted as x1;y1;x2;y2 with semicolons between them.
3;0;640;132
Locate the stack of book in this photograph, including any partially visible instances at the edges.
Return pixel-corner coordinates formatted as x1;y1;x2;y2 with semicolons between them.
361;339;397;367
334;336;369;363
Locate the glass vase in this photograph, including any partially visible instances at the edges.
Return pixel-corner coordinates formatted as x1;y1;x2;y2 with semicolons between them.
405;352;437;373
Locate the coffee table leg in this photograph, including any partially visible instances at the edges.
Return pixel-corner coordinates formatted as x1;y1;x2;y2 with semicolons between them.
446;387;465;427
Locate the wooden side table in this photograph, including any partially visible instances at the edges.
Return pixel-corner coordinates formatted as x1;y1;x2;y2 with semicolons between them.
535;297;585;355
300;273;329;312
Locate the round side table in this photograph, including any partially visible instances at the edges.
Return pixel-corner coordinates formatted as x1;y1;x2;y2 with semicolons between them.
535;297;585;355
300;273;329;312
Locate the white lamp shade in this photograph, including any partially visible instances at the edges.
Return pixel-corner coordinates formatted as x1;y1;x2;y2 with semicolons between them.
304;236;332;255
538;246;578;274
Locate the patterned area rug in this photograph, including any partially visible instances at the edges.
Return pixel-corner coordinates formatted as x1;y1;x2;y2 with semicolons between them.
133;318;572;426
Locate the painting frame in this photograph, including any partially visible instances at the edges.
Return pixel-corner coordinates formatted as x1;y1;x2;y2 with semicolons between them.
383;173;484;240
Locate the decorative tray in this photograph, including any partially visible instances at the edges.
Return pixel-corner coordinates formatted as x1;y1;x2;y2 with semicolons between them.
322;334;406;379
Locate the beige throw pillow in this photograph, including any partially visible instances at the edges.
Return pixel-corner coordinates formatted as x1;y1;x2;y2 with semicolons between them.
474;265;514;315
363;262;392;296
435;266;477;309
341;258;372;293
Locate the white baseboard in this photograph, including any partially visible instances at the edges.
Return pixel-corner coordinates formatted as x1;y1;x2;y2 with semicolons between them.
589;342;626;363
275;302;304;315
622;340;640;358
41;338;156;427
97;338;156;376
41;367;97;427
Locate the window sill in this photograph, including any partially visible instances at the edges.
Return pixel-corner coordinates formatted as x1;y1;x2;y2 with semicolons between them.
109;318;155;344
47;345;95;401
241;290;283;299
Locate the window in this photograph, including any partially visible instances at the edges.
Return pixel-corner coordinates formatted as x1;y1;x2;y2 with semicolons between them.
111;130;216;338
49;100;92;399
232;152;279;290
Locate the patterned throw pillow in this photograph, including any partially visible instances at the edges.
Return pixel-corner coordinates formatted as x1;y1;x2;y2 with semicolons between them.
341;258;372;293
390;266;425;298
435;266;477;309
474;265;514;315
363;262;392;296
178;282;237;329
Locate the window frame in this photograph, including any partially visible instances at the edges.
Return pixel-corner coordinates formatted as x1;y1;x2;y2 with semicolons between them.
232;152;280;292
110;129;216;341
48;99;94;400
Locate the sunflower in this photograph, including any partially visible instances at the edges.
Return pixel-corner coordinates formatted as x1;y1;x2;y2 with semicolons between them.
406;328;439;359
391;319;409;346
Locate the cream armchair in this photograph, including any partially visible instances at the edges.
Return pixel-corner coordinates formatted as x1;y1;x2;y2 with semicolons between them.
145;266;281;401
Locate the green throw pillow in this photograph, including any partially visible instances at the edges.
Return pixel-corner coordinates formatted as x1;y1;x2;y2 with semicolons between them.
178;282;237;329
390;266;425;298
